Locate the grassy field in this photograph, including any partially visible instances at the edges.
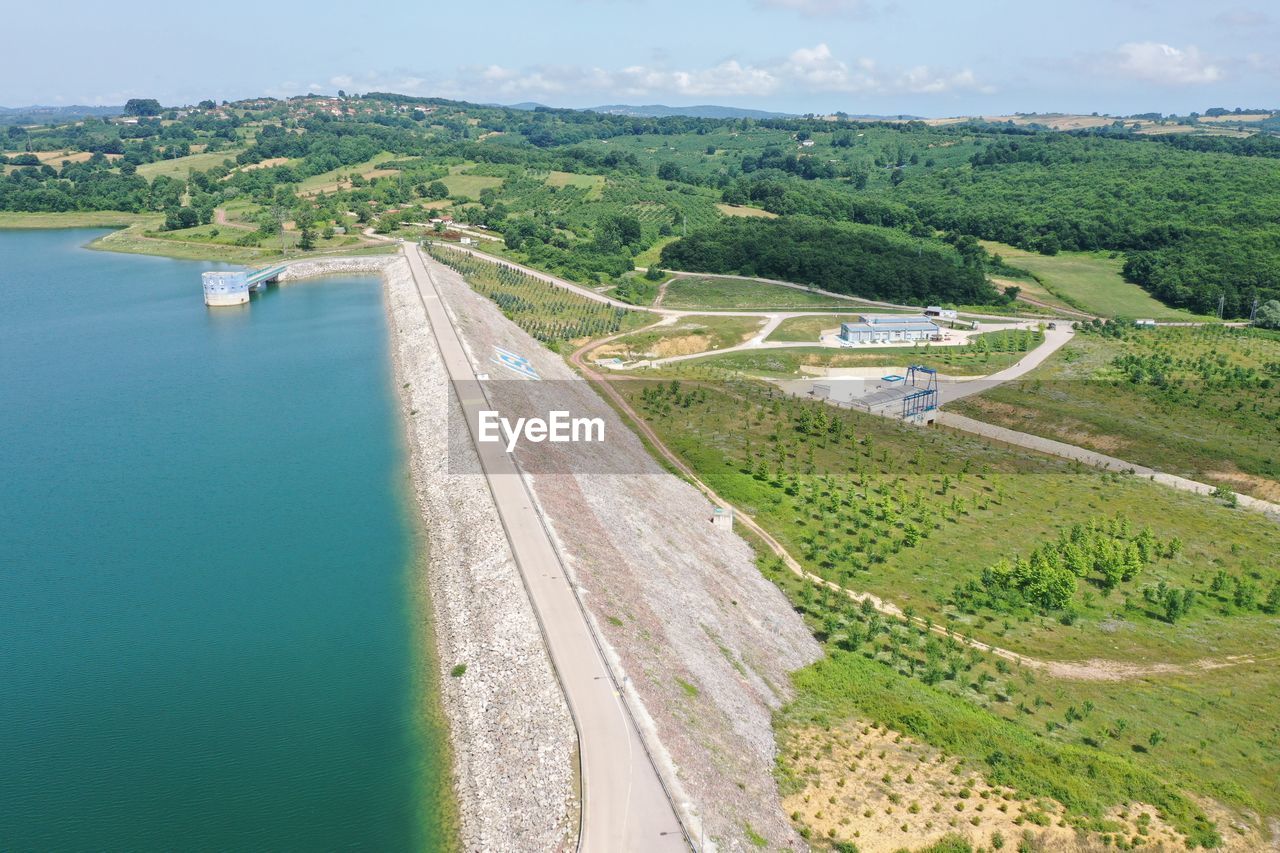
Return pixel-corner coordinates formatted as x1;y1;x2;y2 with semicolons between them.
662;276;859;311
297;152;400;195
615;375;1280;842
980;241;1210;321
990;275;1081;315
0;211;159;229
949;325;1280;500
441;164;504;198
84;221;394;264
634;236;679;270
136;149;243;180
544;170;605;199
766;314;857;342
595;315;765;360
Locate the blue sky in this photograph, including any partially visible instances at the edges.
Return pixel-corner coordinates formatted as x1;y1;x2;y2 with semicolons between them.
3;0;1277;115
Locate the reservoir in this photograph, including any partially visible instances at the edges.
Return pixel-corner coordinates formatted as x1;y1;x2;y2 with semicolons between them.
0;230;448;851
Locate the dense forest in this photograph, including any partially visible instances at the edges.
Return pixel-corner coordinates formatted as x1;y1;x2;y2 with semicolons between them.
3;93;1279;316
889;134;1280;315
659;217;995;304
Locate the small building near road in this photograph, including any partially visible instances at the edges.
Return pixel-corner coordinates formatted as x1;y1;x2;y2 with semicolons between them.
839;314;940;345
924;305;958;321
1135;318;1157;328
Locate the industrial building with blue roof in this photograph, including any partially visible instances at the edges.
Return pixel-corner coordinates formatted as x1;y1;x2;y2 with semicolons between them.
839;314;940;345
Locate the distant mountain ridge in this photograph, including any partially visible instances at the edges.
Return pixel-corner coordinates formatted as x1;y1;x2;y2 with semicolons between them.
588;103;795;119
0;104;121;124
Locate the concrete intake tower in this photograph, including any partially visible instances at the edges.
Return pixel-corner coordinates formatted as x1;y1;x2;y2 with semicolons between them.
202;271;250;306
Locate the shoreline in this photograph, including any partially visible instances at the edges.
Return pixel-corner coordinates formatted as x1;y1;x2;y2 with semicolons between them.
0;213;397;265
276;254;579;850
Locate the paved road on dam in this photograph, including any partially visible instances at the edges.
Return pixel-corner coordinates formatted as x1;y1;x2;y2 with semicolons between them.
403;243;688;852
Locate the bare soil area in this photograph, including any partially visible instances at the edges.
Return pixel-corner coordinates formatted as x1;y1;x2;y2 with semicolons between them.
783;721;1204;852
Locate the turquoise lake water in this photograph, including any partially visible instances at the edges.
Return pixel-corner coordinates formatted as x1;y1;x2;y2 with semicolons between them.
0;231;447;851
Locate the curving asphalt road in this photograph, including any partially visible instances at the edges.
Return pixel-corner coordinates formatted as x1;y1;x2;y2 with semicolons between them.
403;243;689;852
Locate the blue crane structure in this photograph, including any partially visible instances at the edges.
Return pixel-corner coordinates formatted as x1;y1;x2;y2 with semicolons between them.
902;365;939;419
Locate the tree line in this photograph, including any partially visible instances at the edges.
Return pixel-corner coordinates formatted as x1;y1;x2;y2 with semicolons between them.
658;216;995;304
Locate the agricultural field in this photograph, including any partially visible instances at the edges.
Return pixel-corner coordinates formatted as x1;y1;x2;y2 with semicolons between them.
593;315;765;361
949;324;1280;500
427;246;648;347
980;241;1207;321
136;148;243;180
618;375;1280;846
439;163;504;198
544;170;604;199
296;152;401;195
660;277;857;311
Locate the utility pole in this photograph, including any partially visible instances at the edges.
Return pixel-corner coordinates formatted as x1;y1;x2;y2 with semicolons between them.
271;204;288;257
1218;293;1225;320
1250;297;1259;325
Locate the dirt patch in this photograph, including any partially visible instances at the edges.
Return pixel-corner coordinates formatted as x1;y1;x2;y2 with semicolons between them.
960;398;1027;420
654;333;714;357
235;157;290;172
715;203;778;218
1040;654;1265;682
299;168;401;197
1206;466;1280;503
1055;427;1127;455
782;720;1188;852
958;398;1131;454
587;343;628;360
33;150;94;165
1197;113;1272;123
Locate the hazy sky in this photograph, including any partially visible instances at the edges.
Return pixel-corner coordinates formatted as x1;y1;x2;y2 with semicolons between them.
3;0;1276;115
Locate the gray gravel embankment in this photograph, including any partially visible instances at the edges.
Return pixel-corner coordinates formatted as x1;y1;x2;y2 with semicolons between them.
426;253;823;851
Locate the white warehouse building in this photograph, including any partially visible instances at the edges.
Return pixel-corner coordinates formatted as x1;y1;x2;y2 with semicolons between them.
839;314;940;345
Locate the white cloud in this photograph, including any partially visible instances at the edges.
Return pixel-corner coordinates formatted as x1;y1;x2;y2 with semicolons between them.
446;44;988;102
757;0;875;18
266;45;991;106
894;66;992;95
1106;42;1223;85
779;44;878;92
